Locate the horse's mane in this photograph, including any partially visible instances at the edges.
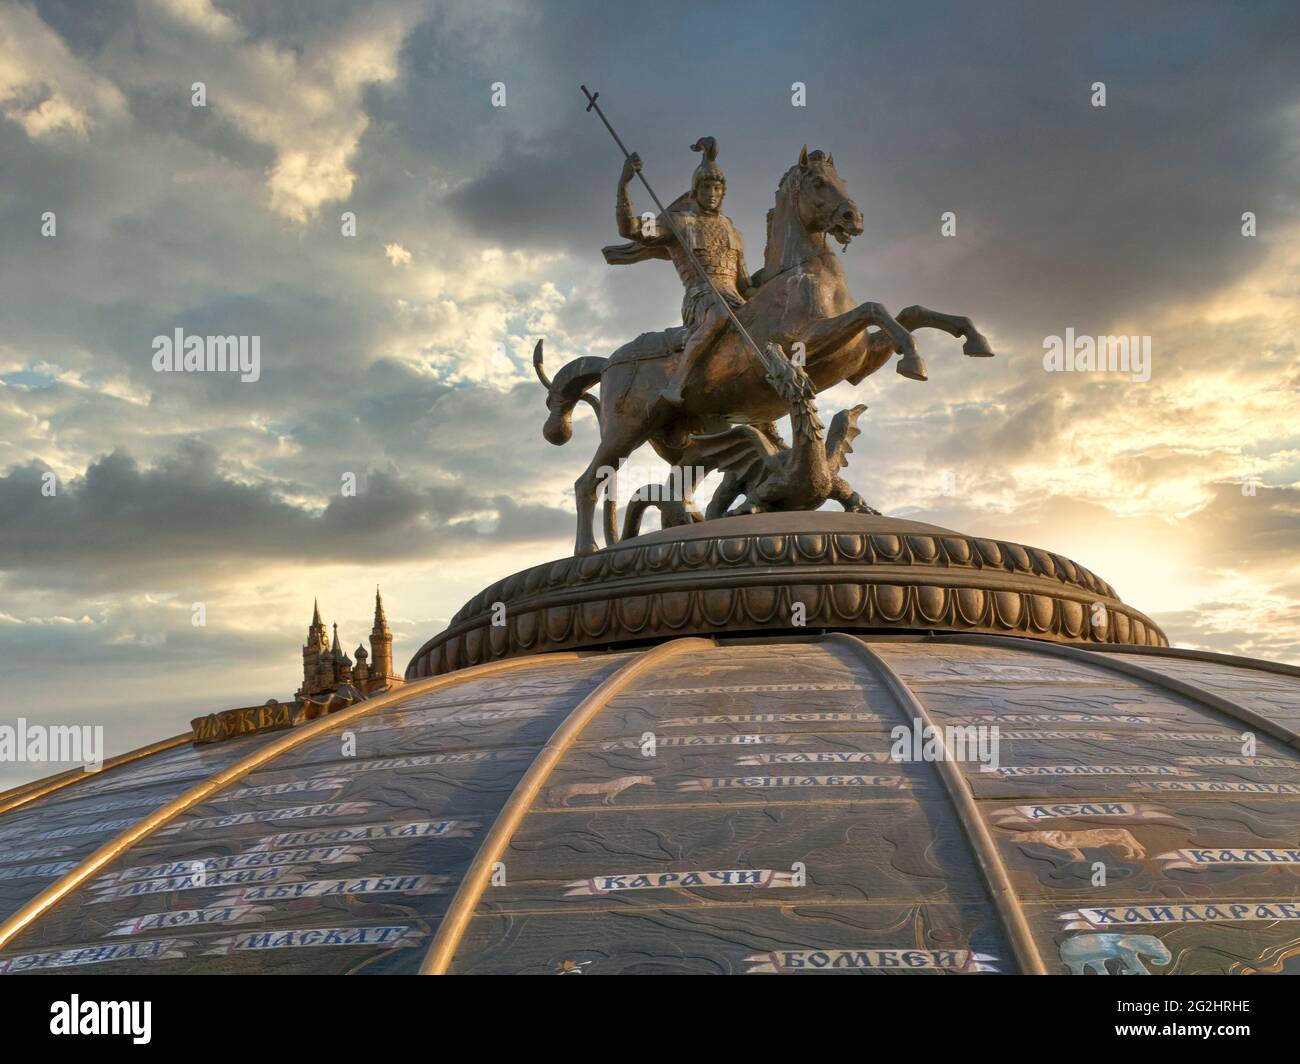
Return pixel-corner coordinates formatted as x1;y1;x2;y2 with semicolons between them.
761;163;811;280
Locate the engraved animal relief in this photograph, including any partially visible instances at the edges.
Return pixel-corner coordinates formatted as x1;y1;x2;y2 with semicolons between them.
545;775;653;806
1011;828;1146;861
1060;933;1171;975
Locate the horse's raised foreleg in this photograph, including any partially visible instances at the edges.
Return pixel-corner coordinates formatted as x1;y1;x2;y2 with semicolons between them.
797;301;923;378
863;306;997;373
896;305;995;357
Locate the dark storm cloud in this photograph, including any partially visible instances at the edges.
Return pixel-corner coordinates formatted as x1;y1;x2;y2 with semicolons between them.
0;440;572;591
353;365;592;487
444;0;1300;339
25;0;137;51
447;129;608;253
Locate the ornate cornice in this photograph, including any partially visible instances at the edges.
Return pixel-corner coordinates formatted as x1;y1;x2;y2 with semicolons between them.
406;513;1168;678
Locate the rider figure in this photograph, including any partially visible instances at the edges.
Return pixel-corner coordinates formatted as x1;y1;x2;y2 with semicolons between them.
611;138;754;408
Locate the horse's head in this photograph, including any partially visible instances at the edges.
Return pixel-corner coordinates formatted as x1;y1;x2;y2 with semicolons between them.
792;145;863;248
765;147;865;273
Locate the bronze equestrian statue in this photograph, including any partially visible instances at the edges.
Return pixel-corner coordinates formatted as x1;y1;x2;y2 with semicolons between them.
540;108;996;555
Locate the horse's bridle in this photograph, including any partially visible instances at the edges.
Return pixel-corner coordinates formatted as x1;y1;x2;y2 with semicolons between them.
764;173;843;283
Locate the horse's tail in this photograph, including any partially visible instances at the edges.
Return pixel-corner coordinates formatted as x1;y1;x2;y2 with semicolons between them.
534;339;606;446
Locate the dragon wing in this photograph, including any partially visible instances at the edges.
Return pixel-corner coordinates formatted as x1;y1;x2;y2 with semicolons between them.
825;404;868;470
691;425;783;487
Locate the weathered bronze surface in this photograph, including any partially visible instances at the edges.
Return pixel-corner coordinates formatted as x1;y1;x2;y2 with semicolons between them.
191;695;354;746
405;512;1167;679
690;342;874;518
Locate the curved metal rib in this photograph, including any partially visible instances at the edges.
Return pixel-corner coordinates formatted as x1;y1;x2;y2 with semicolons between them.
421;636;713;975
0;733;191;820
935;633;1300;753
1076;642;1300;681
826;633;1048;975
0;653;582;952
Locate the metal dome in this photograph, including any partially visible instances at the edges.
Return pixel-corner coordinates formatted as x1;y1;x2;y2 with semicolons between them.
1;515;1297;976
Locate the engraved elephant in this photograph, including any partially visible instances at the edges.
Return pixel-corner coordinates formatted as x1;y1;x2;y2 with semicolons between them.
1060;933;1171;975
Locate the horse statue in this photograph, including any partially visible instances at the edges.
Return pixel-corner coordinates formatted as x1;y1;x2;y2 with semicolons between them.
538;146;996;555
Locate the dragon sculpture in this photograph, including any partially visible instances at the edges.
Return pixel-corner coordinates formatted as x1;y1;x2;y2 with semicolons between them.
692;342;876;519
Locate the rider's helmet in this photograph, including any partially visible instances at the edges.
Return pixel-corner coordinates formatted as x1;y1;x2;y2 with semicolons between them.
690;138;726;199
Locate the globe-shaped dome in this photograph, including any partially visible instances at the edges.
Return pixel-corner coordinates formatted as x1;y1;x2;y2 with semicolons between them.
1;515;1297;975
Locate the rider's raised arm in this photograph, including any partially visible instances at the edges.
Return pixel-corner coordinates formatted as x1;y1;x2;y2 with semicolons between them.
615;175;639;238
616;192;674;245
616;154;674;245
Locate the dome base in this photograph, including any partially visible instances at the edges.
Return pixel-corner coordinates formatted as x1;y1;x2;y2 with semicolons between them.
406;513;1167;678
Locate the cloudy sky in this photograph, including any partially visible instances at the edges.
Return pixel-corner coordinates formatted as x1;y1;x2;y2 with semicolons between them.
1;0;1297;786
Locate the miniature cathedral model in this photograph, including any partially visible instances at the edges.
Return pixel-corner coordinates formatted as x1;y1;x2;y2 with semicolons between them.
296;588;401;700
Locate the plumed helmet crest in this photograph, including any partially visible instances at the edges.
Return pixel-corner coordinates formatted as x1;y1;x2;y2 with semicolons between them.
690;137;725;195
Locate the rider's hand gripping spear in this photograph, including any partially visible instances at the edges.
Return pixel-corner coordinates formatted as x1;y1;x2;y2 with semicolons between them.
580;85;789;384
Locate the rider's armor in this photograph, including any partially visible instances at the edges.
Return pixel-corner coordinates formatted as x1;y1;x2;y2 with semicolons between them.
610;137;750;331
671;212;747;328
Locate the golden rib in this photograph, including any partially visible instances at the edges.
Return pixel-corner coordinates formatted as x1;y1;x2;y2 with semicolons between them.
937;633;1300;752
0;652;582;952
0;776;54;804
827;634;1049;975
0;733;191;820
421;636;713;975
1081;642;1300;681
